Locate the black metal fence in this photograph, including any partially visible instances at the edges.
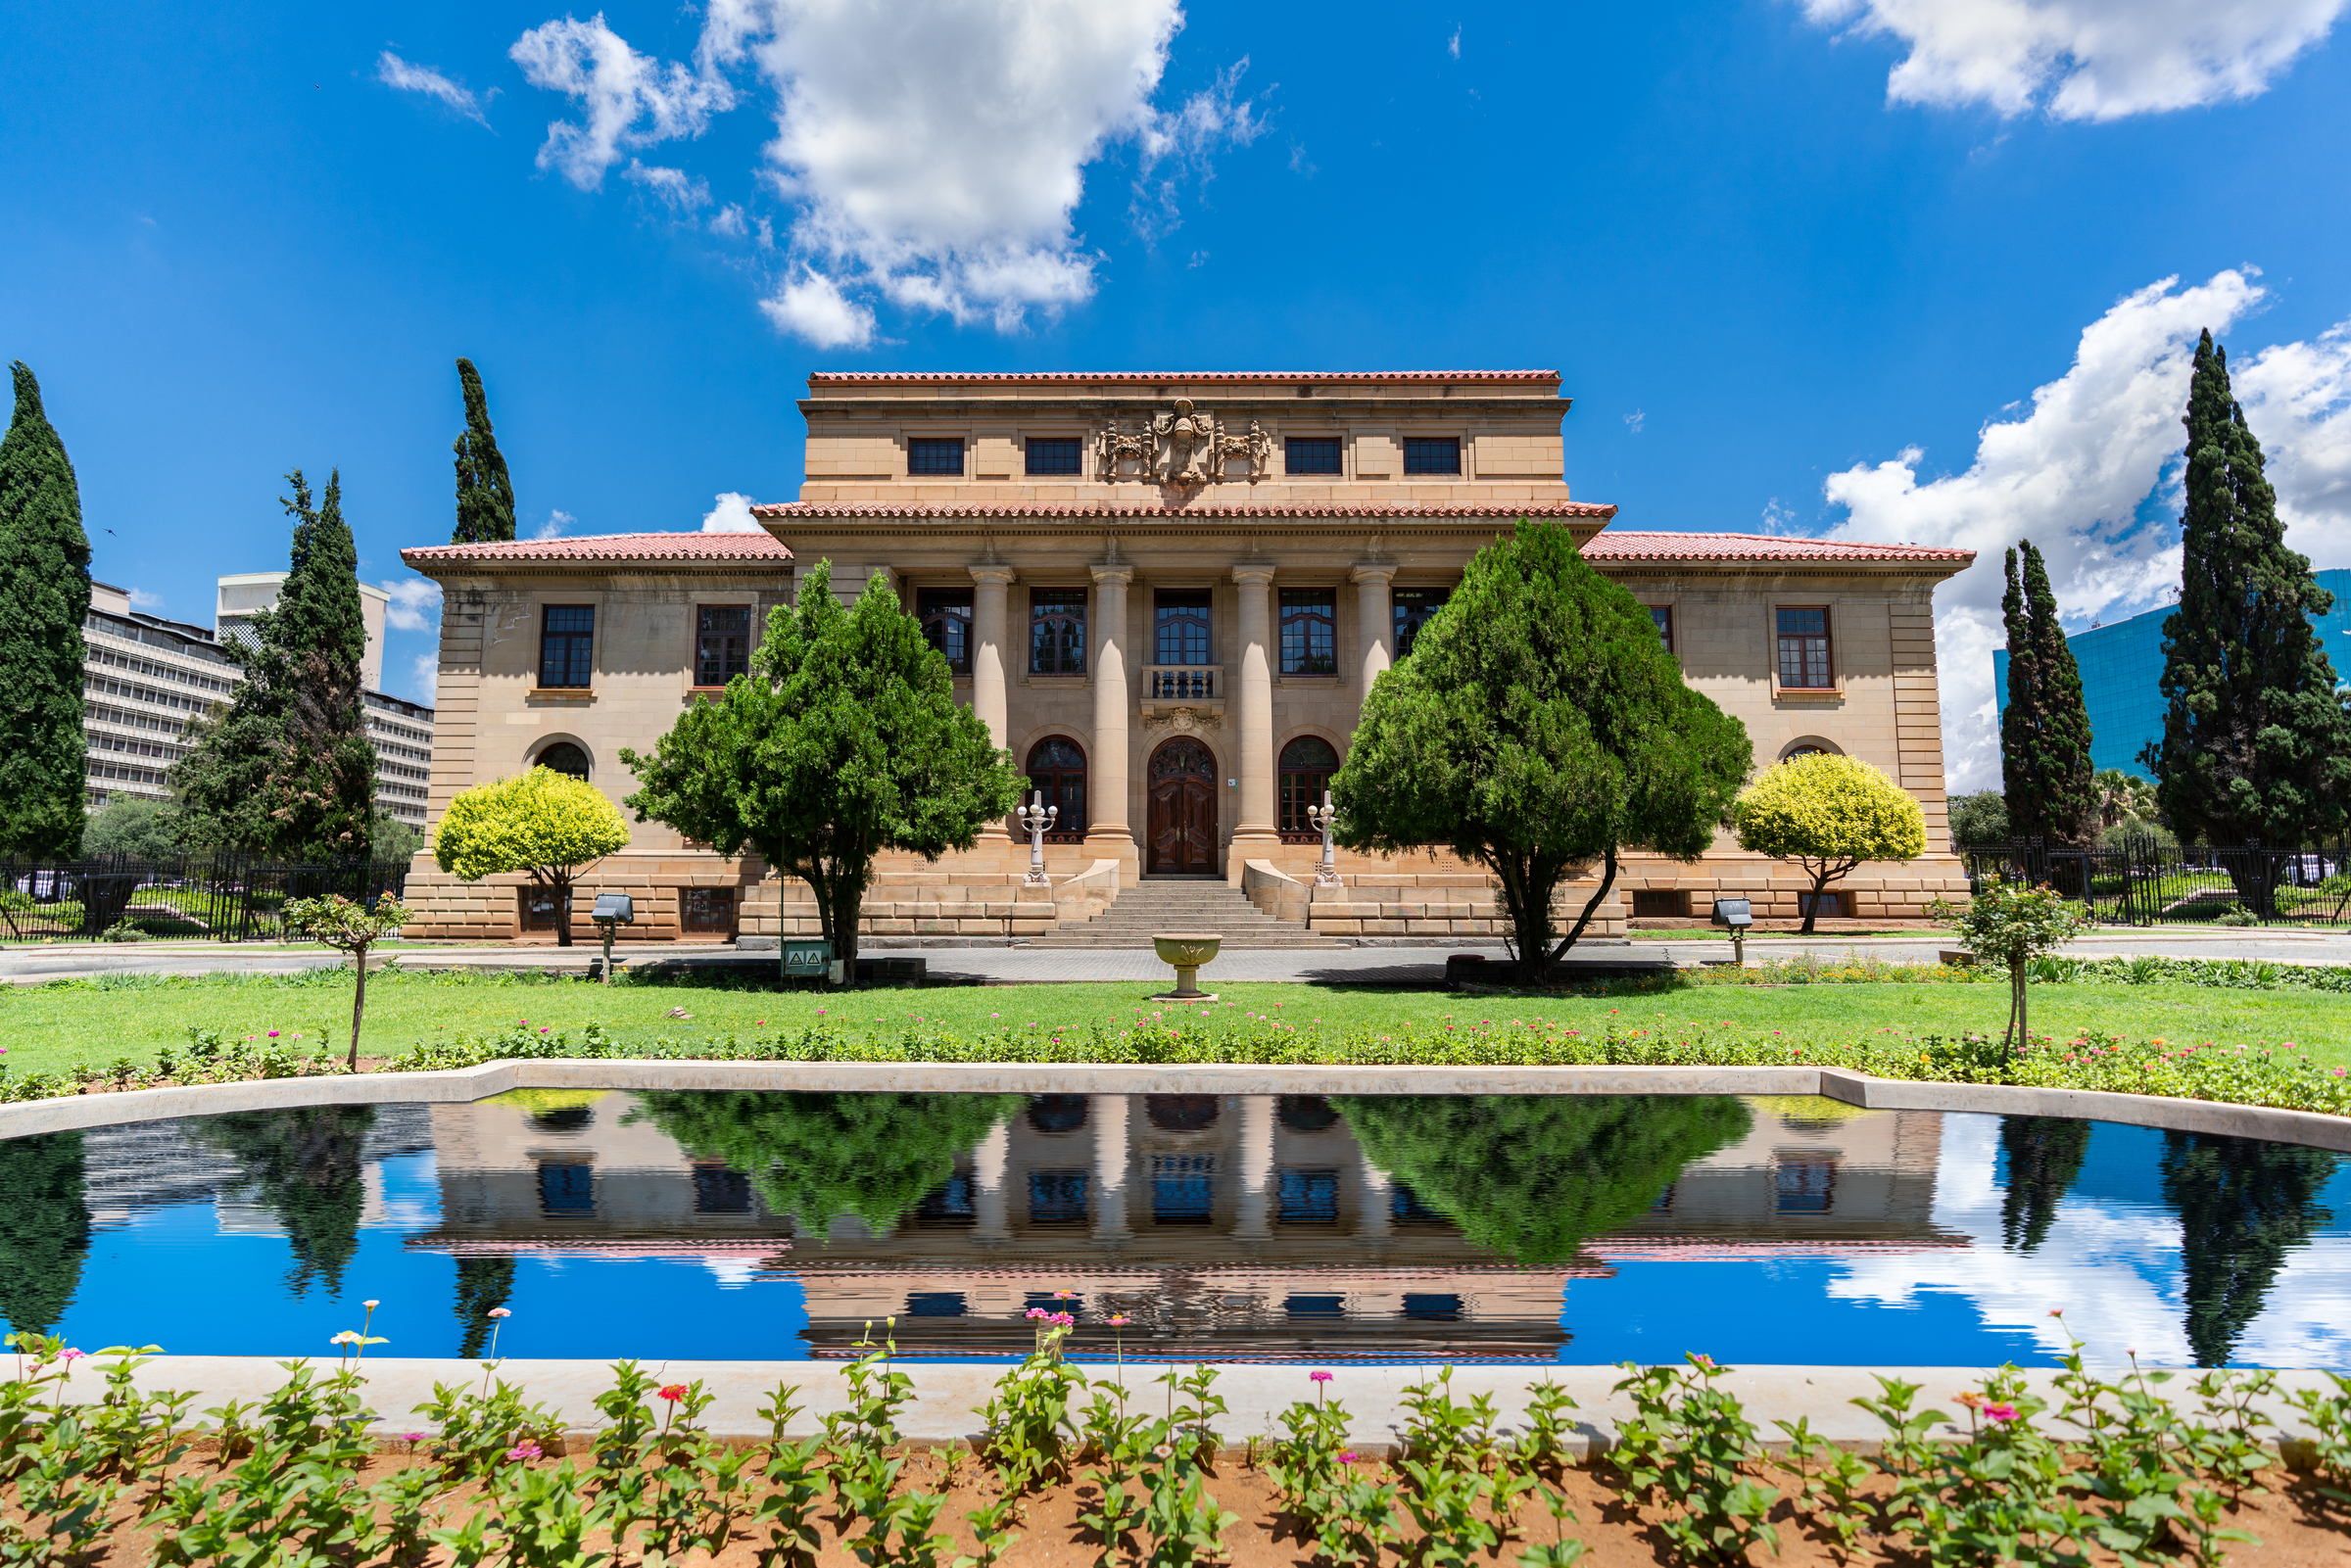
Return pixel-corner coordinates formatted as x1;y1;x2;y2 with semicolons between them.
0;854;410;944
1957;836;2351;927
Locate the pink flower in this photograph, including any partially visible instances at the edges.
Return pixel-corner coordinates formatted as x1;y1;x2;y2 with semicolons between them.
363;1299;380;1310
1026;1307;1047;1320
657;1384;688;1402
402;1432;427;1444
1051;1312;1076;1328
1107;1315;1130;1327
1339;1450;1360;1463
1054;1290;1078;1300
487;1307;511;1319
506;1442;543;1460
1984;1403;2018;1425
58;1349;86;1364
1310;1370;1333;1383
267;1030;280;1039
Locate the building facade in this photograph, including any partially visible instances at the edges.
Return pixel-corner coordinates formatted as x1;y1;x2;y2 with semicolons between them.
400;370;1972;943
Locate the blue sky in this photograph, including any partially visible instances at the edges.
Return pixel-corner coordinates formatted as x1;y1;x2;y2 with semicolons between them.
5;0;2349;785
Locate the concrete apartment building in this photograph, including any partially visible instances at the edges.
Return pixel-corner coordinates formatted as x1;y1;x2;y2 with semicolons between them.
400;368;1974;945
81;576;436;831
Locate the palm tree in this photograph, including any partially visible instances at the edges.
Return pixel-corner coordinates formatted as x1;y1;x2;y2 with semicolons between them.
2094;770;2157;830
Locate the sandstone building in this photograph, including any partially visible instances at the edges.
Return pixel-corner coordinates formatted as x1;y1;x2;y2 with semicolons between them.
399;370;1971;944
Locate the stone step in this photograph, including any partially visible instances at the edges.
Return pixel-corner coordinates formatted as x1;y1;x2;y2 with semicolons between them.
1026;877;1341;950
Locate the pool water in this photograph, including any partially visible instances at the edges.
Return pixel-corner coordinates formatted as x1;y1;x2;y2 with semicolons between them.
2;1090;2345;1367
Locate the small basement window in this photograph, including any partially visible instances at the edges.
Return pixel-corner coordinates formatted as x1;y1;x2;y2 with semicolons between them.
1630;889;1690;919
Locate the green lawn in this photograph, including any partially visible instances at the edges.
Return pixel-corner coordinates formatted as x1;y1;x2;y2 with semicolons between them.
2;968;2346;1078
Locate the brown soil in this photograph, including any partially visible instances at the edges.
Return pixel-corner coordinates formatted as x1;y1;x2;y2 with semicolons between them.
66;1445;2351;1568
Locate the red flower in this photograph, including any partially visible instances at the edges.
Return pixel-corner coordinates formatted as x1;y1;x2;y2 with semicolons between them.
657;1384;689;1402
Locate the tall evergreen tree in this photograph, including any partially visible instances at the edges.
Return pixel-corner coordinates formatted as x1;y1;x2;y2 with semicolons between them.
451;358;517;545
1996;1115;2091;1253
0;363;94;860
2159;1130;2337;1367
2143;330;2351;851
1998;541;2098;845
0;1132;92;1336
173;470;376;858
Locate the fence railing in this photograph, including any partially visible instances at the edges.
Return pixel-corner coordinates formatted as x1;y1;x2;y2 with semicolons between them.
1956;836;2351;927
0;854;411;944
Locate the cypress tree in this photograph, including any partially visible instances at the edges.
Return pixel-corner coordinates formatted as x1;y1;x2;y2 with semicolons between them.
173;470;377;859
452;358;517;545
0;363;94;860
1999;543;2099;846
2143;330;2351;850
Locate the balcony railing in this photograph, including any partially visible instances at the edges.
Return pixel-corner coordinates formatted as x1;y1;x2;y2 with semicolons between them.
1144;666;1217;700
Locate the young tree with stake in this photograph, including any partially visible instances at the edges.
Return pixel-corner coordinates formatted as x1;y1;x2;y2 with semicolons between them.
282;893;411;1071
1934;876;2087;1059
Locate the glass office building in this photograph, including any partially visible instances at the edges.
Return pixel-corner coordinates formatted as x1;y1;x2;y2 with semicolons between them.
1994;568;2351;781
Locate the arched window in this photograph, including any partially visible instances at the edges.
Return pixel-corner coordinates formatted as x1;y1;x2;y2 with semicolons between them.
1025;736;1087;840
1144;1094;1221;1131
1278;736;1339;838
1779;737;1843;763
537;742;591;781
1028;1095;1089;1134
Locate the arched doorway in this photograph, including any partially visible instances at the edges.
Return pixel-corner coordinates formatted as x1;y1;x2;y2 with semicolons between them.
1147;736;1219;874
1277;736;1339;838
1025;736;1087;839
536;741;591;781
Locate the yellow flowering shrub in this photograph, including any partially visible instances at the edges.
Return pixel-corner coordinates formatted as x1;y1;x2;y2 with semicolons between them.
432;767;629;891
1731;753;1927;929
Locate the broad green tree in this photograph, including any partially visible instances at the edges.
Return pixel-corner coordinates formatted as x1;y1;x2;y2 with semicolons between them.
2092;769;2158;831
0;363;93;860
173;471;378;859
1998;541;2098;846
622;561;1026;977
1946;790;2009;847
451;358;518;545
1729;752;1927;934
2144;330;2351;862
1330;519;1751;984
197;1107;374;1297
82;795;186;860
433;766;630;947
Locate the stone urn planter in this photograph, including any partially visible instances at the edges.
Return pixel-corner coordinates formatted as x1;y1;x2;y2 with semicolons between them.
1150;932;1223;1001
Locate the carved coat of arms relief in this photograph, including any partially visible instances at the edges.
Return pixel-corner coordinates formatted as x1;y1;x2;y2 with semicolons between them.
1095;398;1274;487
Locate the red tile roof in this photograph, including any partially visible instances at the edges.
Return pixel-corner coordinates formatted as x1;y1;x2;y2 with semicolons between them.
1580;531;1975;564
400;532;792;565
806;370;1559;385
753;500;1616;520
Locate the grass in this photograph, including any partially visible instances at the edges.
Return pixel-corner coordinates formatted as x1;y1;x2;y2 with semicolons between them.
3;965;2348;1080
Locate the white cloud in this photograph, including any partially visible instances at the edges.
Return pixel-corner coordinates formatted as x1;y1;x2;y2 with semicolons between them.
380;578;444;634
708;202;748;237
508;13;736;189
700;492;763;532
1448;26;1462;59
622;160;710;210
758;265;874;348
510;0;1262;337
1818;269;2351;792
376;50;493;126
1759;497;1799;533
1798;0;2349;119
532;508;575;541
126;587;165;611
407;651;441;704
1623;409;1645;437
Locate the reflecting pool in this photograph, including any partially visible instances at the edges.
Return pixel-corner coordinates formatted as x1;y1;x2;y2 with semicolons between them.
2;1091;2345;1366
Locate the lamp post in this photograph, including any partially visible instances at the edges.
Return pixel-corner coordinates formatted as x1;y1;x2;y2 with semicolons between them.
1016;790;1057;887
1307;790;1342;887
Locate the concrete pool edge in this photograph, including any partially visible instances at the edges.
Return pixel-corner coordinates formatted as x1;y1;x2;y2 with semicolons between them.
54;1356;2351;1457
5;1059;2348;1150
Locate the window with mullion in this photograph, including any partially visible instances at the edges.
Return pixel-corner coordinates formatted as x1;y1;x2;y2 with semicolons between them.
917;589;974;674
1153;590;1212;665
1026;437;1081;475
1393;588;1448;657
695;604;751;687
1402;437;1461;474
1029;589;1087;675
1776;607;1834;689
907;438;965;475
1650;605;1674;654
1284;436;1342;475
1278;589;1337;676
539;604;595;689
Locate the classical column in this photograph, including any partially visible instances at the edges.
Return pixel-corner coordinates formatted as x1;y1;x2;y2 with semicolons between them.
973;1119;1011;1244
1349;562;1396;693
1091;1094;1130;1245
1088;563;1135;854
969;564;1017;848
1354;1150;1393;1240
1234;1094;1274;1240
1229;563;1280;867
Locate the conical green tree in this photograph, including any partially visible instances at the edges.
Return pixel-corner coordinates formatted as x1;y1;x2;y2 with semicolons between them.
0;363;94;860
1996;1115;2091;1254
2143;331;2351;862
173;470;377;859
2159;1130;2337;1367
1998;543;2097;847
0;1132;92;1336
452;358;517;545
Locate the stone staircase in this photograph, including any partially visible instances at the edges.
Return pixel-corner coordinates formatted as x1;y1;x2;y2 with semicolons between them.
1023;877;1340;949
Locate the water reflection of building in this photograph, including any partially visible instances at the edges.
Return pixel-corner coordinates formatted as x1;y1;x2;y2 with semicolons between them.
79;1107;434;1229
408;1092;1960;1360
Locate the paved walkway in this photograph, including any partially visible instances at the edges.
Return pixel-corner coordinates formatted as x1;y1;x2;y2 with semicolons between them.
5;927;2348;985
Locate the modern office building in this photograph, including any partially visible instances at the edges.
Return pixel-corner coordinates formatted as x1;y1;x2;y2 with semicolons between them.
1993;567;2351;780
81;576;436;829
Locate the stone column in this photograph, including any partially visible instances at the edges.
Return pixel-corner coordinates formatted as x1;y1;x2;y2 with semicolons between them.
969;565;1017;848
1349;563;1396;693
1091;1094;1129;1245
1234;1094;1274;1240
1354;1150;1393;1240
1088;563;1135;856
1229;563;1280;869
973;1119;1011;1243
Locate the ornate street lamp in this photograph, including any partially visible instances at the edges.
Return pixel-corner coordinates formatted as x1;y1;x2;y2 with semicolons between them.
1307;789;1342;886
1016;790;1057;887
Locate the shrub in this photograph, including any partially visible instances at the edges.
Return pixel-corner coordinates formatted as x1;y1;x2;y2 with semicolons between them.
1732;753;1928;933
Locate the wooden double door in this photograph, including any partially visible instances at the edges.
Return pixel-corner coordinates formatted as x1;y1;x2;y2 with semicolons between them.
1147;737;1219;874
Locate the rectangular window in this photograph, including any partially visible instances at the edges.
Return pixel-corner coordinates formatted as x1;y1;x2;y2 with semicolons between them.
1402;1293;1463;1321
695;604;751;687
1030;589;1087;675
519;887;570;931
692;1164;751;1213
1153;590;1212;665
1284;1294;1346;1318
1775;1157;1837;1213
1151;1155;1215;1224
680;887;736;934
1650;605;1674;654
1391;1184;1448;1225
1402;437;1461;474
1278;589;1338;676
1026;437;1081;475
1777;607;1834;689
538;604;595;689
1285;436;1342;475
916;1174;976;1226
537;1160;595;1216
1277;1167;1340;1224
1027;1168;1089;1224
905;1292;967;1317
1631;889;1690;919
917;588;974;674
1798;889;1847;920
1393;588;1448;658
907;438;965;476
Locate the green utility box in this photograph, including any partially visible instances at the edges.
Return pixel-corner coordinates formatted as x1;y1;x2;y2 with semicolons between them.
782;939;833;978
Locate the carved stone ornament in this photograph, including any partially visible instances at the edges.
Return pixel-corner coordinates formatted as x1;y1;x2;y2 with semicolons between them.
1097;400;1273;486
1141;705;1223;736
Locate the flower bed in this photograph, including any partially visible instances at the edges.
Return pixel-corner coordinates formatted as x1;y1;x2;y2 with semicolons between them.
7;1317;2348;1567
